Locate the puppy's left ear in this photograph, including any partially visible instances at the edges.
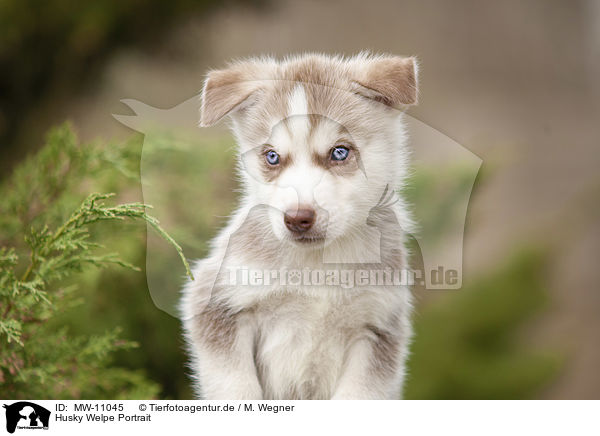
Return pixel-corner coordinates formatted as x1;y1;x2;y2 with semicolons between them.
352;56;419;106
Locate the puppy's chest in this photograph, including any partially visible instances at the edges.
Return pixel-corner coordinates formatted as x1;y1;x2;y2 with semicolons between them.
251;291;372;400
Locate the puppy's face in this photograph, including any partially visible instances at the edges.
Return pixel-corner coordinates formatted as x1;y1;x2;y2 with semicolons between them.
201;53;418;247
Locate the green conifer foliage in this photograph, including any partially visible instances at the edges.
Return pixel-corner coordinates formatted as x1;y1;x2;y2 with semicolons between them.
0;123;190;398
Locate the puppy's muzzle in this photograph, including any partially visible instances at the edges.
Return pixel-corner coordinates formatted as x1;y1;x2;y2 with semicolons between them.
284;208;316;234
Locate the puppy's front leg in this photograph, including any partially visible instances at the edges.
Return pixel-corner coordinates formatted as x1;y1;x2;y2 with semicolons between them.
332;329;407;400
188;306;262;400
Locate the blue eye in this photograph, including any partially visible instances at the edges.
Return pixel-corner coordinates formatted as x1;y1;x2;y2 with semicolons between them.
331;146;350;161
265;150;280;165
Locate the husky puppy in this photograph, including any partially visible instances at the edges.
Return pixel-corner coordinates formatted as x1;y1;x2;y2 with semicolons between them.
180;53;419;399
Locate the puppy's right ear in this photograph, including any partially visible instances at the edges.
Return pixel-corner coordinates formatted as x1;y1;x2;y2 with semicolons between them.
200;61;274;127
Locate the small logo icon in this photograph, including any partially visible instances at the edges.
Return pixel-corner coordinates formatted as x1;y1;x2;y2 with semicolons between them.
2;402;50;434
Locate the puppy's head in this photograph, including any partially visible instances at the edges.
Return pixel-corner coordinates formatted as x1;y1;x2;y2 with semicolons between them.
200;53;418;247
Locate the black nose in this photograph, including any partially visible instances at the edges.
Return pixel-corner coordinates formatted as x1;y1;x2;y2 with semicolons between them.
284;208;316;233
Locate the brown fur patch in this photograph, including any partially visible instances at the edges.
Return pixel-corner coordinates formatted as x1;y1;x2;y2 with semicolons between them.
193;302;237;352
353;56;418;106
311;143;360;176
201;60;277;126
366;324;401;379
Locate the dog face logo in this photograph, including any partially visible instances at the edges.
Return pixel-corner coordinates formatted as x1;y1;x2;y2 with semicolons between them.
2;402;50;433
113;53;482;317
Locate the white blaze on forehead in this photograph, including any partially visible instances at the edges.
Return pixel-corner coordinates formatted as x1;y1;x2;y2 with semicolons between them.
288;85;308;116
286;85;310;142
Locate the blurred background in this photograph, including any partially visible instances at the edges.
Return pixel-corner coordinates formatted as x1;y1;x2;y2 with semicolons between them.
1;0;599;399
